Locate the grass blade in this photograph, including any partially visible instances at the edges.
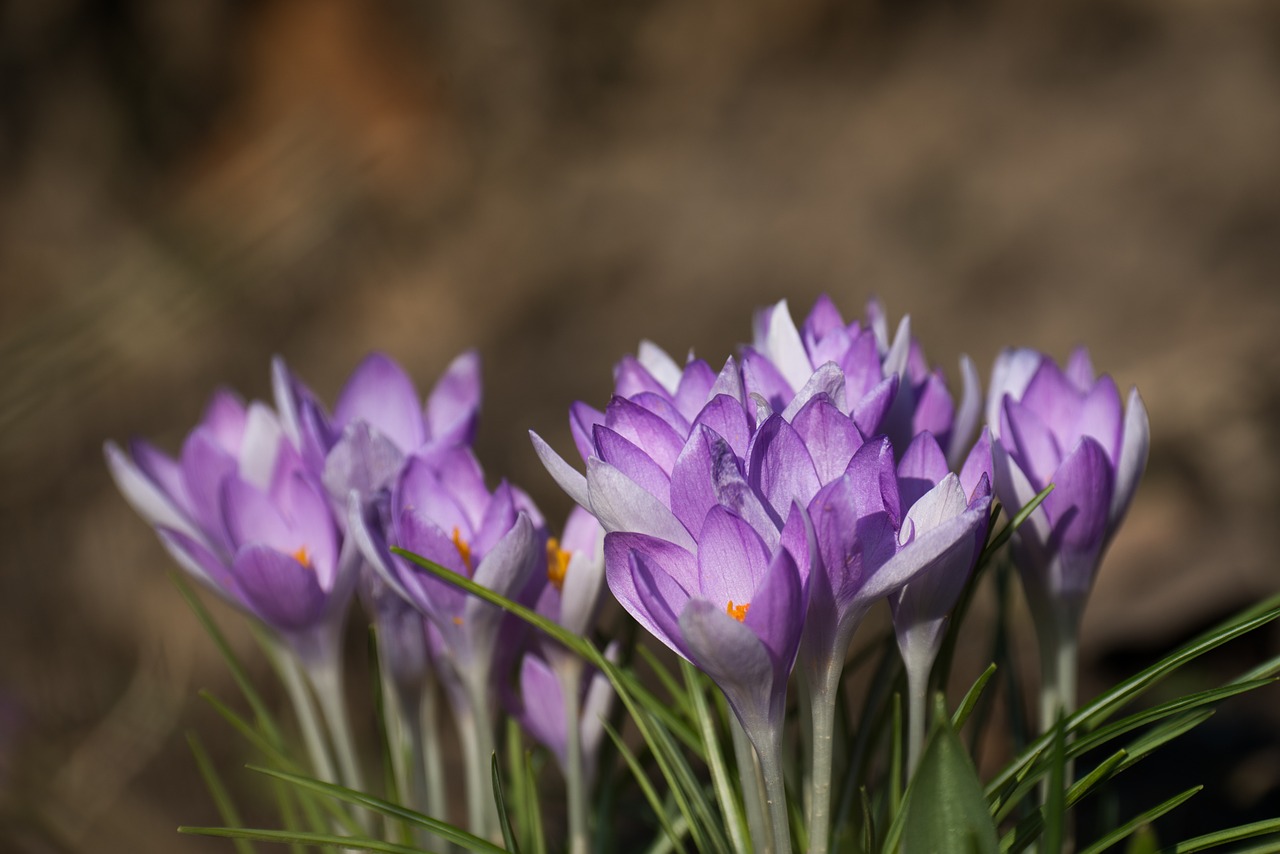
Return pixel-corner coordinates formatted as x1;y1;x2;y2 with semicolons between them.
493;753;520;854
187;731;257;854
1164;817;1280;852
1077;787;1202;854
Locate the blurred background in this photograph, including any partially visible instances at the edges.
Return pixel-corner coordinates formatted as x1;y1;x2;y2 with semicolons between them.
3;0;1280;850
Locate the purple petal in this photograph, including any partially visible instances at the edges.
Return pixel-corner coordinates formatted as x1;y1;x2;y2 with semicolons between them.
348;492;413;604
691;394;752;458
473;481;519;557
394;508;469;619
851;375;898;438
627;548;695;659
1021;359;1085;447
155;526;236;594
334;353;427;452
709;357;746;406
200;388;247;452
1003;396;1063;491
470;512;538;612
232;544;329;631
882;315;912;379
911;371;956;449
1041;436;1114;597
673;359;718;421
637;340;683;392
947;354;982;468
959;428;994;502
791;395;861;484
1065;346;1095;391
839;330;883;401
859;497;987;606
803;294;846;342
280;474;339;588
395;455;472;542
747;415;821;526
1073;374;1123;466
897;431;949;509
742;546;805;675
991;440;1050;545
741;347;796;414
669;425;777;548
986;348;1043;437
105;441;202;542
628;392;692;437
696;506;772;609
757;299;812;392
222;476;293;553
424;349;481;446
679;601;777;742
593;425;671;506
605;531;699;605
604;396;685;472
322;421;406;505
1109;387;1149;531
586;458;696;550
180;428;237;540
614;355;668;399
238;403;286;489
518;655;569;769
570;401;606;462
530;431;589;508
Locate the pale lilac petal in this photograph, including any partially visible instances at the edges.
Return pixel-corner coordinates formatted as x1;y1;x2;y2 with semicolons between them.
604;532;699;606
201;389;248;452
348;491;414;604
803;294;845;341
696;506;772;608
1109;387;1150;530
180;428;237;539
840;331;882;401
518;655;569;769
473;481;519;556
530;431;589;509
586;458;696;550
628;391;691;437
669;425;777;549
395;455;471;541
155;526;235;593
1004;397;1062;490
947;354;982;469
593;426;671;506
986;348;1043;436
991;440;1051;544
395;508;469;618
562;505;604;557
638;340;683;392
859;499;987;606
780;362;846;422
1073;374;1123;466
222;476;293;553
322;421;406;505
1065;346;1095;391
882;315;912;379
741;347;796;414
614;356;667;399
680;601;776;740
911;372;955;449
673;359;718;421
1021;360;1084;447
127;439;188;511
742;546;805;673
424;349;481;446
470;513;538;613
747;415;821;525
334;353;427;452
791;395;861;484
897;431;949;509
105;441;202;543
901;474;968;539
628;548;694;658
866;298;890;353
232;545;329;631
281;474;339;588
708;357;745;406
559;546;604;636
238;403;286;490
271;356;305;450
759;299;813;391
959;428;994;502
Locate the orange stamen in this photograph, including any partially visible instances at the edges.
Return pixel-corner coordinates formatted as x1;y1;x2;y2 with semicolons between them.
547;538;571;592
727;600;750;622
451;527;474;572
292;546;312;568
452;616;464;626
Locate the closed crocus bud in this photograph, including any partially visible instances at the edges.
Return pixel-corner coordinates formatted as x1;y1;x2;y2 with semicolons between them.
989;346;1149;734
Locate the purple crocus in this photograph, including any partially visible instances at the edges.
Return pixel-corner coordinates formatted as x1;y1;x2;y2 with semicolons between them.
105;392;358;662
988;346;1149;731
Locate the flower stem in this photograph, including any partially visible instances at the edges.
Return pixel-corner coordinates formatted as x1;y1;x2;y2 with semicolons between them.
278;651;338;785
458;669;499;842
558;659;589;854
419;682;447;823
805;655;842;854
307;656;366;796
906;659;929;775
756;727;793;854
1037;613;1079;852
729;717;769;853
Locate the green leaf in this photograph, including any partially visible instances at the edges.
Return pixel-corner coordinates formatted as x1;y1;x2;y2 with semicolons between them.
1125;824;1159;854
897;695;998;854
1042;712;1067;854
521;750;547;854
602;719;688;854
179;826;430;852
247;765;507;853
978;485;1054;567
186;731;257;854
952;664;998;732
1077;786;1201;854
683;662;748;854
1163;817;1280;852
492;752;520;854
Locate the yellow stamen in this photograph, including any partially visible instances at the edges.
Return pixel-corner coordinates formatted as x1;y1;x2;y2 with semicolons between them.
451;527;474;572
452;616;464;626
292;546;312;568
727;600;750;622
547;538;571;592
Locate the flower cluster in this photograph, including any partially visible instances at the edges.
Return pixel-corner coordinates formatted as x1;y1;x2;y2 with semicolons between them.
107;293;1150;854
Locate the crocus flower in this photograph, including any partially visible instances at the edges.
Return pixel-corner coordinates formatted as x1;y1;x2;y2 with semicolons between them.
105;392;358;662
987;347;1149;631
988;347;1149;735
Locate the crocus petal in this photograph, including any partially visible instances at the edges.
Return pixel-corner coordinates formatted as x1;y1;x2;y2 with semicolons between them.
680;601;777;741
780;362;846;422
155;526;236;593
180;428;237;538
1073;374;1123;466
759;299;812;392
911;372;955;449
605;532;698;611
959;428;994;502
1109;387;1150;531
232;544;329;631
604;396;685;472
1003;396;1062;490
803;293;845;341
709;357;746;407
518;655;569;770
201;388;248;452
559;548;603;636
625;547;695;658
569;401;606;463
747;415;821;526
593;425;671;506
791;395;861;484
1065;346;1095;391
901;473;968;538
281;474;339;588
614;356;668;400
840;331;883;401
222;476;294;553
238;403;286;490
741;347;796;414
638;340;684;392
696;506;772;608
322;421;406;506
348;492;416;605
669;424;778;549
691;394;752;458
127;439;189;512
1041;437;1114;598
991;440;1051;544
424;349;481;446
1020;360;1085;448
882;315;912;379
897;431;949;510
271;356;305;449
987;348;1043;435
105;441;202;544
334;353;427;452
858;499;987;606
673;359;718;421
395;455;472;542
851;375;898;438
469;513;538;618
530;431;590;509
742;546;805;673
627;391;692;437
948;354;982;469
587;458;696;550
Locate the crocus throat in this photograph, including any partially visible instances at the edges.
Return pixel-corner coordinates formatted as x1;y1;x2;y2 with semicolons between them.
451;527;474;573
292;546;312;568
547;538;571;592
726;600;750;622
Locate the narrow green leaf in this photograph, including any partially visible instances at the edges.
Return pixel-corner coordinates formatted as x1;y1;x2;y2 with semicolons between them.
952;664;998;732
889;692;904;821
522;751;547;854
1078;787;1201;854
248;765;507;853
602;719;688;854
683;662;748;854
978;485;1053;566
898;696;998;854
1125;824;1159;854
1042;713;1067;854
1163;818;1280;852
186;731;256;854
492;753;520;854
179;826;430;852
640;646;695;720
997;751;1129;847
